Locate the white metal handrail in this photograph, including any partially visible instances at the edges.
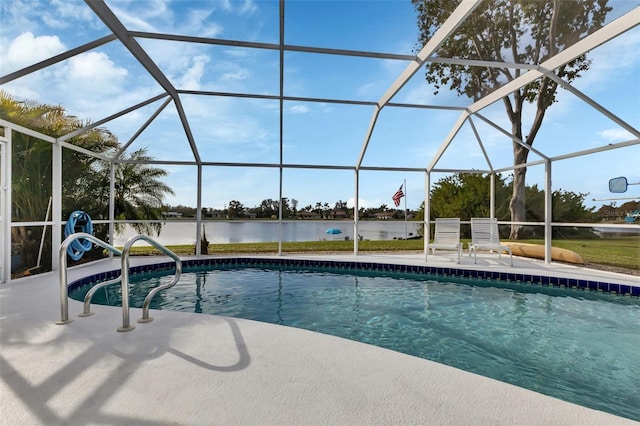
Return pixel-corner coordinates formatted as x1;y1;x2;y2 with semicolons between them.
119;234;182;332
57;232;122;325
78;274;122;318
58;232;182;332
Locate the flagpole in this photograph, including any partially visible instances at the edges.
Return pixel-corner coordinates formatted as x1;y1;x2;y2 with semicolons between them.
404;179;407;239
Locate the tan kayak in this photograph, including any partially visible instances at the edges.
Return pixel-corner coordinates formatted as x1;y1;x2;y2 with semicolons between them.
503;242;584;264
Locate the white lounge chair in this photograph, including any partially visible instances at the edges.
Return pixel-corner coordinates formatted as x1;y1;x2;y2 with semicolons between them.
469;218;513;266
427;218;462;263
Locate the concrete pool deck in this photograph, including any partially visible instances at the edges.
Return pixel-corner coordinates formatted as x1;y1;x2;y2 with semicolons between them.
1;253;639;425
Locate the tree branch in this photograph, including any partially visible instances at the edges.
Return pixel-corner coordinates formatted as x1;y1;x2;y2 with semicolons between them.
508;1;519;77
548;0;560;58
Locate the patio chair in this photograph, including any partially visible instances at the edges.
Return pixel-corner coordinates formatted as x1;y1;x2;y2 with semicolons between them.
469;218;513;266
427;218;462;263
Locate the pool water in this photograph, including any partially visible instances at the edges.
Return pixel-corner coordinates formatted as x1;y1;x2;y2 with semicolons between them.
70;266;640;420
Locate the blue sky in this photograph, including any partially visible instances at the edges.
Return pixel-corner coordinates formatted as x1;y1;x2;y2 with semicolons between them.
1;0;639;211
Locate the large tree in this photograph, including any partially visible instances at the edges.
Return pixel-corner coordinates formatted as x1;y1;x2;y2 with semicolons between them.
428;173;510;223
227;200;245;218
413;0;611;238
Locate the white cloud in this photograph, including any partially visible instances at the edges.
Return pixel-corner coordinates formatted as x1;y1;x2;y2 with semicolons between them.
574;28;640;90
597;128;635;142
289;104;309;114
318;103;333;113
110;0;224;38
346;197;382;209
142;0;172;19
356;81;379;99
401;85;437;105
238;0;258;15
196;21;224;39
382;57;409;74
180;5;223;37
5;32;65;69
179;55;210;90
224;49;249;58
206;118;253;142
62;51;128;83
6;49;147;122
220;66;249;81
42;0;95;29
108;4;160;32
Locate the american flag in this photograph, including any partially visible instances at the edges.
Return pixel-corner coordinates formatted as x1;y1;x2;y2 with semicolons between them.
392;185;404;207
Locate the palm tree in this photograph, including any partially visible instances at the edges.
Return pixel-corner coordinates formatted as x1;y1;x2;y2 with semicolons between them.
0;91;118;271
1;90;120;223
110;148;175;236
2;91;172;274
1;91;60;224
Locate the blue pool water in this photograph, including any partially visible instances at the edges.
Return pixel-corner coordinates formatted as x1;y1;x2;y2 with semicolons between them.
70;266;640;420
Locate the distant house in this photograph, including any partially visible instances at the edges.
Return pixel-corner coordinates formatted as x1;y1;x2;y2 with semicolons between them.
374;211;393;220
161;211;182;218
328;209;349;219
206;210;225;218
298;211;321;219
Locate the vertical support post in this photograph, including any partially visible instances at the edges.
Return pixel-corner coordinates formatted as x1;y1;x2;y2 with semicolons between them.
277;0;285;257
403;178;407;239
0;127;10;284
196;164;202;256
354;170;359;255
57;242;73;324
52;140;62;271
117;248;135;332
544;160;552;264
424;171;431;261
490;172;495;219
278;167;283;256
108;162;115;257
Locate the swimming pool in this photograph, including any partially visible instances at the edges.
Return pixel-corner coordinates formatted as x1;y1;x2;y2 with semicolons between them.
69;260;640;421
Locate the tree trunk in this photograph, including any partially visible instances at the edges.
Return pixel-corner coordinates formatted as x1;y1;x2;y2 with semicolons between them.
509;159;527;239
508;112;529;240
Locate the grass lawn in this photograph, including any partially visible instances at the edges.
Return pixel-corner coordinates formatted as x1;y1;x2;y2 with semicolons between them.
124;236;639;273
518;237;640;272
126;239;425;256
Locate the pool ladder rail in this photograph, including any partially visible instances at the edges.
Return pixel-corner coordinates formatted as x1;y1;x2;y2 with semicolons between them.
57;232;182;332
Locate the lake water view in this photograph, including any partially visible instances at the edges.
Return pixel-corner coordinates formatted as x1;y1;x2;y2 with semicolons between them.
112;221;639;247
113;220;423;246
